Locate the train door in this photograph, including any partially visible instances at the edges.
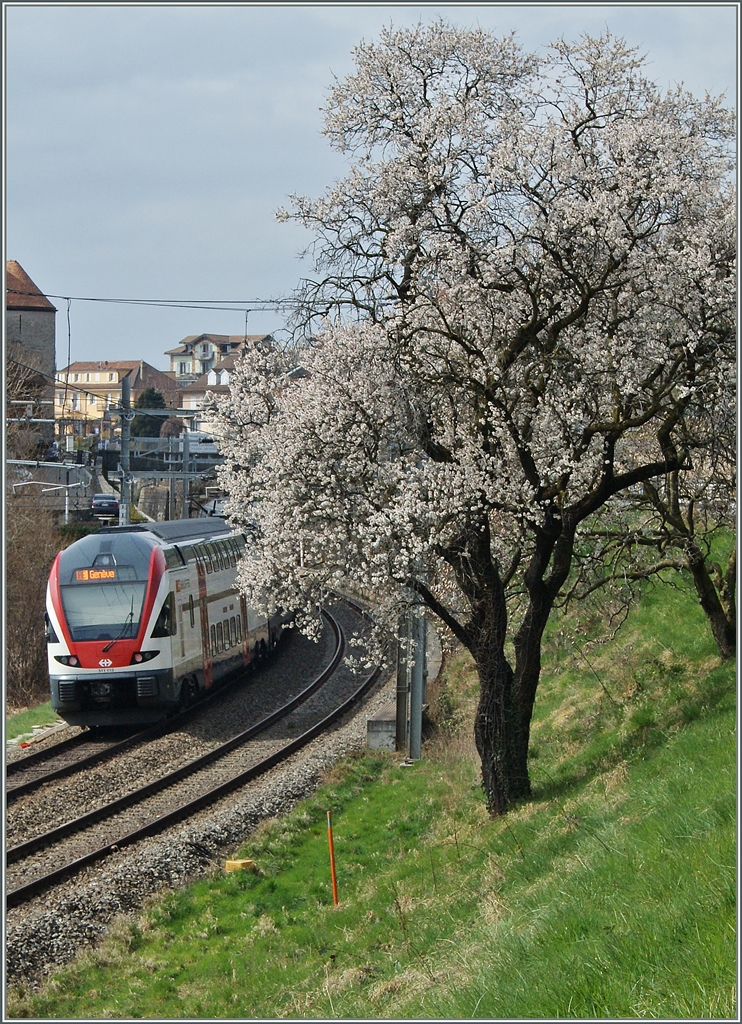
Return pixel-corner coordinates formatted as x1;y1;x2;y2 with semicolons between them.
195;546;212;688
240;595;251;668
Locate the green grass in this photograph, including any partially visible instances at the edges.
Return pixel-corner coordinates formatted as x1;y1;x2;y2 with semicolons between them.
6;701;61;742
7;573;736;1019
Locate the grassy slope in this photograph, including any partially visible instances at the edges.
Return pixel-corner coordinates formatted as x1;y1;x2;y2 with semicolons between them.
6;702;60;742
7;574;736;1019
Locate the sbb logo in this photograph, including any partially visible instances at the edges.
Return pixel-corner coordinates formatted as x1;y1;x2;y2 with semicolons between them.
99;658;113;667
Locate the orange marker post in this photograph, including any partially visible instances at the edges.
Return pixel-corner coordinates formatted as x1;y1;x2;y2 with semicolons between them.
327;809;339;907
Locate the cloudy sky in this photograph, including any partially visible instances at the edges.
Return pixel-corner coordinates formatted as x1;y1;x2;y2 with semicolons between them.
5;3;737;369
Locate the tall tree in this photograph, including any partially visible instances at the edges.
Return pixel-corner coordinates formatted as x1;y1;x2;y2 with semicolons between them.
216;24;735;815
131;386;167;437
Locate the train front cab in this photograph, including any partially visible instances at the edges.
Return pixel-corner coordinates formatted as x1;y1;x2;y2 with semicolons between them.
46;530;179;726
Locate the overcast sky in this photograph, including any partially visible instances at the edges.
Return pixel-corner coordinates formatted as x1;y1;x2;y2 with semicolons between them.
4;2;738;370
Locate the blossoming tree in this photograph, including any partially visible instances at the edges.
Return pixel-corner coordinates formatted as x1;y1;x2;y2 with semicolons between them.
215;24;735;815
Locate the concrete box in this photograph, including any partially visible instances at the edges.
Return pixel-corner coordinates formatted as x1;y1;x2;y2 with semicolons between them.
366;701;398;751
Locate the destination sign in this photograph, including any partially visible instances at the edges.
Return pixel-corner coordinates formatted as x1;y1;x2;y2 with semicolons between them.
74;568;117;582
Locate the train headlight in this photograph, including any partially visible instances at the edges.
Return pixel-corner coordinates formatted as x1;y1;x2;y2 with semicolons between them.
131;650;160;664
54;655;80;667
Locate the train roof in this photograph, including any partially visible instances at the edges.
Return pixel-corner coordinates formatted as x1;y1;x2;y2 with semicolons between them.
98;518;235;545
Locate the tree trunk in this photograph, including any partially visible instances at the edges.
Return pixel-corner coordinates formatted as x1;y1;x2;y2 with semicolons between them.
466;516;569;816
687;544;736;659
473;646;532;815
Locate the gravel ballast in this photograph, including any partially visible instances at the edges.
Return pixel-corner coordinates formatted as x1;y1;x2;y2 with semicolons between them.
6;633;396;989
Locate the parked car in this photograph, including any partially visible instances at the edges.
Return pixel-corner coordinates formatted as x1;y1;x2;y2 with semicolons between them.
90;493;120;517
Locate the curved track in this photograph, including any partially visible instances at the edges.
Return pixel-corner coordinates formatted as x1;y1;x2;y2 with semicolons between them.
7;643;294;802
6;604;378;910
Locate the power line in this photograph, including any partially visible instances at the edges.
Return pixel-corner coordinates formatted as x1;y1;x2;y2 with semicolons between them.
6;288;299;312
8;355;127;404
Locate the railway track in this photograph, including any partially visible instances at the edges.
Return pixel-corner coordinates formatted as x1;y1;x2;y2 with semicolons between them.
7;729;156;802
6;603;379;910
6;639;298;802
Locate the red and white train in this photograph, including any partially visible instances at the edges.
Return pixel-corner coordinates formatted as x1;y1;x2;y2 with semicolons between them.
46;518;286;727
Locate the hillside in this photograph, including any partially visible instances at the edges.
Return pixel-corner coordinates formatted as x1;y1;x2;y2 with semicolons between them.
7;572;736;1019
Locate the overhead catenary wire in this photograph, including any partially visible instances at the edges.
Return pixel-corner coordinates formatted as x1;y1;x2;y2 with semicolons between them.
6;288;302;440
7;356;132;407
6;288;299;312
6;355;240;444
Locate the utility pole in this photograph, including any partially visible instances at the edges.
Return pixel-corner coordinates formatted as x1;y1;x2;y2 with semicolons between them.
119;375;132;526
395;604;427;759
408;609;427;760
395;612;410;752
168;436;176;520
182;431;190;517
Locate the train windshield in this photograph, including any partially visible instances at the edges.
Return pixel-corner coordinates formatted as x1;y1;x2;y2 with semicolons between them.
60;582;147;642
56;531;155;641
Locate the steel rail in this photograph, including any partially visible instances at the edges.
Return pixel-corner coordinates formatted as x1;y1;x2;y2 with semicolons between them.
6;608;366;909
6;634;295;801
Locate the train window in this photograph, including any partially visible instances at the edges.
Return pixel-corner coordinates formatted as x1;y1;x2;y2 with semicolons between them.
205;543;218;571
44;612;59;644
216;622;224;651
189;594;195;629
201;544;213;573
210;624;217;657
236;614;242;642
227;539;238;566
217;542;227;571
61;585;145;641
230;616;236;646
153;593;176;637
164;548;185;569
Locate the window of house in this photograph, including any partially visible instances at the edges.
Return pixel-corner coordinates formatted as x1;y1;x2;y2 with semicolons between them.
73;373;79;382
95;373;100;381
109;372;116;381
89;394;98;408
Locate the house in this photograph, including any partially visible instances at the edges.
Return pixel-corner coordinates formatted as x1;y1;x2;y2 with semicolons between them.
6;260;57;445
179;344;306;435
178;354;242;433
55;359;184;441
165;333;275;383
